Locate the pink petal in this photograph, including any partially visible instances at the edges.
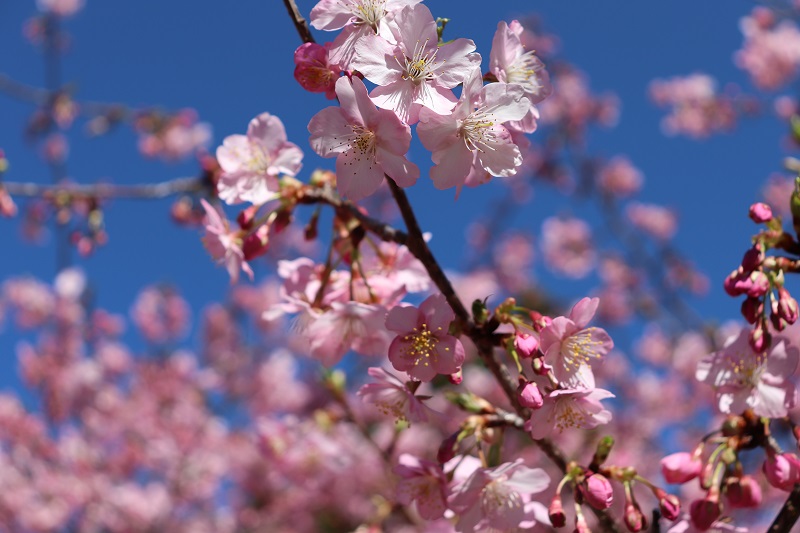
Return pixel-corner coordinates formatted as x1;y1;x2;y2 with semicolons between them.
308;107;353;157
385;305;420;332
248;112;287;154
377;149;419;187
569;297;600;328
429;140;473;190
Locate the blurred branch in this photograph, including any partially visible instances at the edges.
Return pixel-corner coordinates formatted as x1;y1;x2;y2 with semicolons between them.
770;485;800;533
2;176;207;199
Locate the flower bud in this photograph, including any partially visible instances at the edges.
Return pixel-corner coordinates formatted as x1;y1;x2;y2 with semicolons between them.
517;380;544;409
237;205;258;230
448;369;463;385
624;502;646;532
583;474;613;510
689;497;721;531
660;452;702;484
741;297;763;324
655;490;681;521
778;286;799;325
749;323;771;353
763;452;800;491
741;245;763;272
725;475;762;508
575;511;591;533
514;332;539;358
749;202;773;223
242;225;269;261
745;271;770;298
548;494;566;528
724;268;744;297
436;432;459;464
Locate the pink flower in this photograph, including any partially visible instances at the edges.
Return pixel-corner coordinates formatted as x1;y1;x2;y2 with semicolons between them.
696;328;799;418
648;74;737;138
735;9;800;91
540;216;596;278
596;156;644;197
200;199;253;284
661;452;703;485
310;0;421;68
626;202;678;241
385;294;465;381
357;367;440;423
749;202;773;223
539;297;614;386
490;21;552;104
352;4;480;124
394;453;449;520
525;387;614;440
293;42;340;99
417;69;532;190
302;302;389;366
37;0;83;16
448;460;550;533
216;112;303;205
308;76;419;201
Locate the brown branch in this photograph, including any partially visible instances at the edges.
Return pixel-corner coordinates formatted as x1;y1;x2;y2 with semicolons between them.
770;485;800;533
300;185;408;246
2;176;207;199
282;0;316;44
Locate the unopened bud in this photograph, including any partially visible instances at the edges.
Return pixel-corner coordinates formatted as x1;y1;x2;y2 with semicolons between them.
583;474;613;510
517;379;543;409
655;490;681;521
437;432;459;464
741;297;763;324
623;502;646;532
749;323;771;353
548;494;566;528
778;286;799;325
749;202;773;223
448;369;463;385
689;497;721;531
725;475;762;508
514;332;539;358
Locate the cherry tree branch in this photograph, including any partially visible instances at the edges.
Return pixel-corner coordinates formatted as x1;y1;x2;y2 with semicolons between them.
282;0;316;44
770;485;800;533
1;176;208;199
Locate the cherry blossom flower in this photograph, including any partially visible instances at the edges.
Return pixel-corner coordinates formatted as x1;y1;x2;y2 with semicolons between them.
352;4;481;124
417;69;532;190
308;76;418;201
540;216;597;278
394;453;449;520
37;0;84;17
310;0;421;67
216;112;303;206
626;202;678;241
293;42;340;99
596;156;644;197
489;20;551;133
385;294;465;381
302;302;389;366
448;459;550;532
539;297;614;386
735;8;800;91
200;199;253;284
648;74;738;138
696;328;799;418
525;387;614;440
357;367;440;423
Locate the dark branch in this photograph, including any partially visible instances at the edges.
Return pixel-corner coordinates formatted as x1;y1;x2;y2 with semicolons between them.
282;0;316;44
770;485;800;533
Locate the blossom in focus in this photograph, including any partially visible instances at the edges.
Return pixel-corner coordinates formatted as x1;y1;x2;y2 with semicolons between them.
200;199;253;284
417;69;531;190
696;328;799;418
525;387;614;440
394;453;449;520
293;42;340;99
539;297;614;386
310;0;421;68
357;367;440;423
308;76;418;201
216;112;303;205
352;4;481;124
540;216;596;278
489;20;551;133
385;294;465;381
448;459;550;533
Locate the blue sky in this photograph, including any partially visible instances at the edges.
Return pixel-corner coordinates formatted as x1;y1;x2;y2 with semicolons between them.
0;0;791;387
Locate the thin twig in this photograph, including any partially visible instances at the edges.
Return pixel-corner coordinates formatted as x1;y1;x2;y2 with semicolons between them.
770;485;800;533
282;0;316;44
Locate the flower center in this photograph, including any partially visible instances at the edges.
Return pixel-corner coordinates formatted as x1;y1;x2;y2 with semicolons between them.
554;398;587;432
349;125;376;156
480;479;520;521
728;351;766;387
506;50;547;96
246;143;272;174
562;328;605;369
401;40;439;84
402;323;439;368
348;0;387;30
458;106;502;152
